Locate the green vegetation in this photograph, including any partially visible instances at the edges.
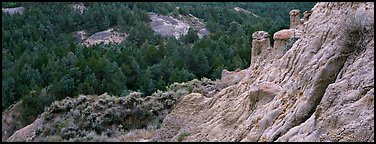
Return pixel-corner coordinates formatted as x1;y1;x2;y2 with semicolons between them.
31;78;215;141
176;131;191;142
2;2;21;8
2;2;315;125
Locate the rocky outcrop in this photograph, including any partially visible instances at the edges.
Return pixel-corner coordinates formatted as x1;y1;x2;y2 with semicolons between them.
303;10;313;23
4;2;374;142
7;117;44;142
148;12;209;39
181;14;210;39
234;7;259;18
70;3;86;14
82;28;128;47
273;9;307;57
289;9;301;29
153;2;374;142
73;30;87;43
273;29;302;57
251;31;271;64
2;7;25;15
215;69;248;92
2;101;24;141
149;12;190;39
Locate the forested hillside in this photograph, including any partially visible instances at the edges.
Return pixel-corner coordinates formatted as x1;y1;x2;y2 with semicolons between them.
2;2;315;125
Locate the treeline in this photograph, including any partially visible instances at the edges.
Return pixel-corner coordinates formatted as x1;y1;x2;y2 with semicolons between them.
2;2;315;123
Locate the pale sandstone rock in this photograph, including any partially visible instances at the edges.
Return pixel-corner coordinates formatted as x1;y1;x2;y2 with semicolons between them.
6;2;374;142
2;101;23;141
149;12;209;39
73;30;87;42
289;9;301;29
273;29;302;58
216;69;247;90
251;31;271;65
303;10;313;23
273;29;294;40
70;3;86;14
83;28;128;47
153;2;374;142
274;9;306;59
2;7;25;15
7;117;44;142
234;7;259;18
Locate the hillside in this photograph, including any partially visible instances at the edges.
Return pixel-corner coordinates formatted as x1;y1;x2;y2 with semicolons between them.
2;2;315;129
152;2;374;142
4;2;373;142
3;2;374;142
4;78;217;142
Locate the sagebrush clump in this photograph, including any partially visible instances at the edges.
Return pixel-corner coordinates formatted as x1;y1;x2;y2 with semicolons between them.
29;78;216;142
176;131;191;142
341;12;373;56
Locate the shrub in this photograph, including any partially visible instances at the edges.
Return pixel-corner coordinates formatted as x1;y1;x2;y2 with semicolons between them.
27;78;217;141
20;92;55;124
341;12;373;56
46;135;62;142
176;131;191;142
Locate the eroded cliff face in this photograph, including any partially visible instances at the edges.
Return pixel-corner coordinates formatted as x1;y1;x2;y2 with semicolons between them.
4;2;373;142
152;2;374;142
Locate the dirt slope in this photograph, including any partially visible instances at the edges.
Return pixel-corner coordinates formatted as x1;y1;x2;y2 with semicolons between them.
152;2;374;142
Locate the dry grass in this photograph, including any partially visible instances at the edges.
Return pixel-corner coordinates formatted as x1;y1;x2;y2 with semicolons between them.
116;129;157;142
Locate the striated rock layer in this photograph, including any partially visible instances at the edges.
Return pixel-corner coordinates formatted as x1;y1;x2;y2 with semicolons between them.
152;2;374;142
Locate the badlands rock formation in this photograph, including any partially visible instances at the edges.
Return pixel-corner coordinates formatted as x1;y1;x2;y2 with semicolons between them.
2;7;25;15
251;31;271;64
148;12;209;39
219;69;247;90
70;2;87;14
273;8;307;56
181;14;210;39
4;2;374;142
289;9;301;29
73;30;87;43
152;2;374;142
302;10;313;23
82;29;128;47
149;12;190;39
2;102;23;142
234;7;259;18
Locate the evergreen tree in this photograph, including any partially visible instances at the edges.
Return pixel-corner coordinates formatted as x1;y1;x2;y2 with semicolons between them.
183;28;199;44
191;48;210;78
2;77;16;110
